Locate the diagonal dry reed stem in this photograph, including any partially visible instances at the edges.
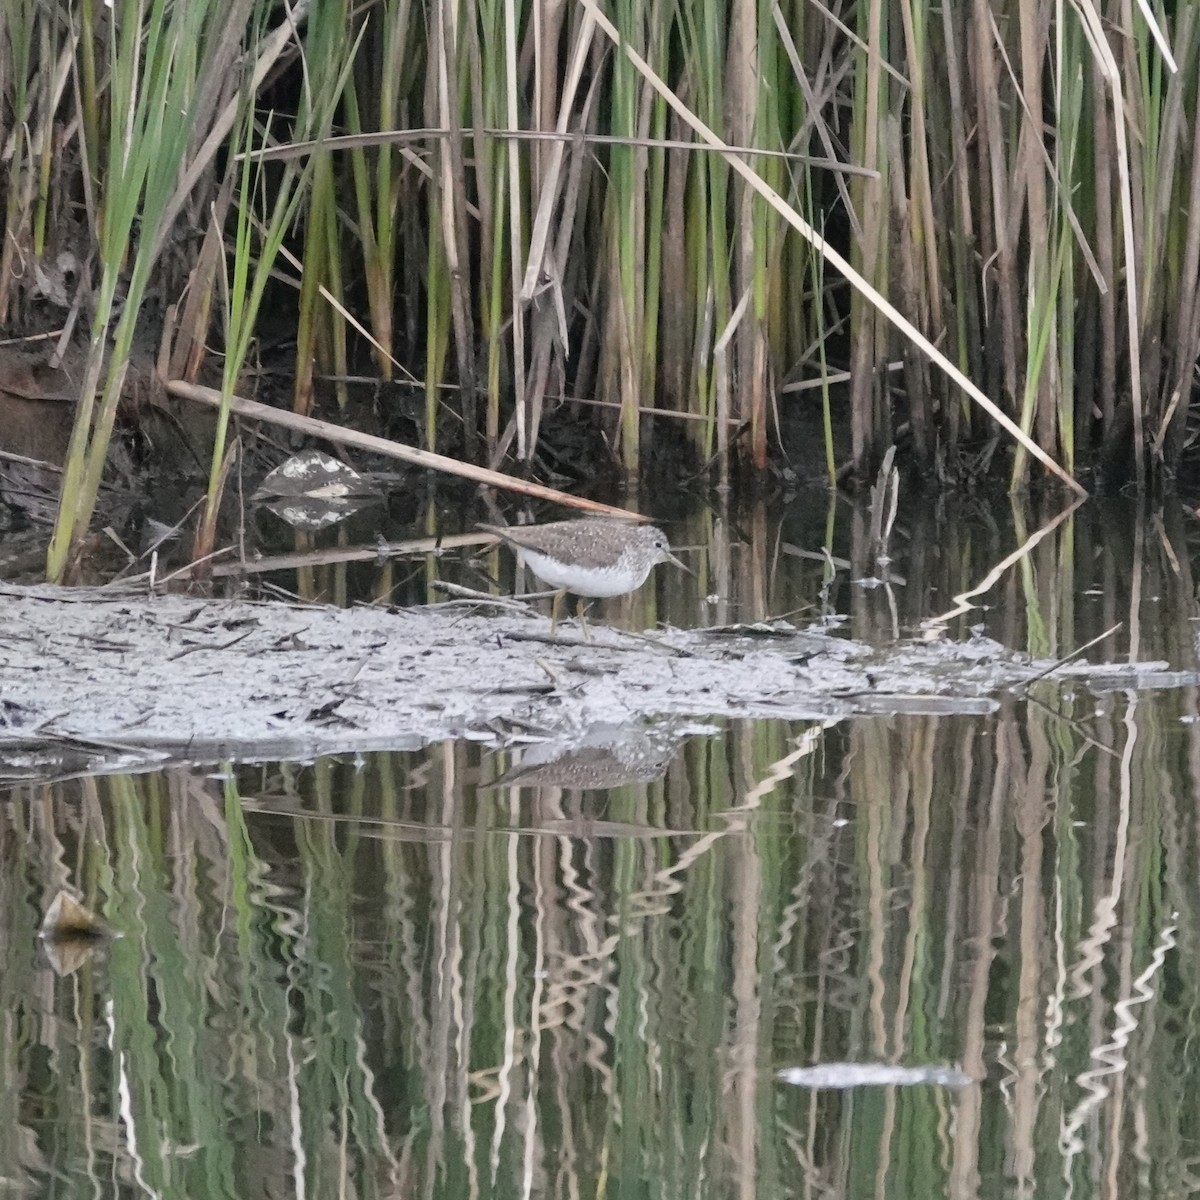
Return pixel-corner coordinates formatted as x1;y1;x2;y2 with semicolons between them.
579;0;1086;494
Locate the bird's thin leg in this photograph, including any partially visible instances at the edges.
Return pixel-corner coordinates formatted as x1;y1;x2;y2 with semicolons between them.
550;589;565;636
576;597;590;642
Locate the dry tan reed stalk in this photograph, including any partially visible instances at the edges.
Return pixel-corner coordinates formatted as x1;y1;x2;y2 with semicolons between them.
503;0;528;458
848;0;887;471
1168;107;1200;461
251;125;881;169
971;0;1019;410
1074;0;1144;488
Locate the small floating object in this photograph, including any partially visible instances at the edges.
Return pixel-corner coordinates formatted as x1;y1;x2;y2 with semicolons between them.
39;890;115;976
776;1062;974;1089
40;890;110;942
254;449;376;501
254;450;381;530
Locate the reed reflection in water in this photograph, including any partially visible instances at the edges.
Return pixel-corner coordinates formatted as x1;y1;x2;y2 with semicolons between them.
2;683;1198;1199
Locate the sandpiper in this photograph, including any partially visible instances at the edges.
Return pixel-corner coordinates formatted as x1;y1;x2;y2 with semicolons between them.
480;518;690;636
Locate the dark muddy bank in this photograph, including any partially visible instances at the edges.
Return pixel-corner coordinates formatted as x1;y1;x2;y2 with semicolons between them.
2;583;1191;780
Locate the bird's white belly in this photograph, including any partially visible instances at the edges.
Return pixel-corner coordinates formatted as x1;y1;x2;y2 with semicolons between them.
517;548;639;597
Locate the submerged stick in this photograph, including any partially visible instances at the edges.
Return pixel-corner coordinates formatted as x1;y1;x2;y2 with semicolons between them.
1018;623;1124;688
166;381;645;519
923;495;1086;628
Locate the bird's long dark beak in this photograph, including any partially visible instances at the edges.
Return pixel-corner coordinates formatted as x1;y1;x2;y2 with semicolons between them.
666;551;693;577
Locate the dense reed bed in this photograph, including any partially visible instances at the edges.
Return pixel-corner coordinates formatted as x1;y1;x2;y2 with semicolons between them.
1;1;1197;575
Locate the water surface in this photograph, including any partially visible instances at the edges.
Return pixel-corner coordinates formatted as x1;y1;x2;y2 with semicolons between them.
4;493;1200;1198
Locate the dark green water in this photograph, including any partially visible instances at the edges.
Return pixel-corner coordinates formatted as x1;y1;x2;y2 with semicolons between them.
4;493;1200;1197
